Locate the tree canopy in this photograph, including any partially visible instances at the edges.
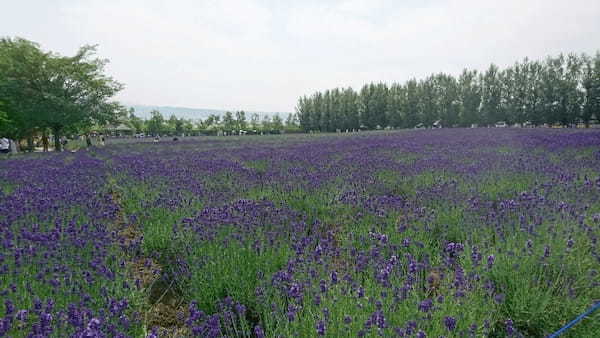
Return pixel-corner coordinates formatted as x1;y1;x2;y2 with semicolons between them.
296;52;600;131
0;37;125;150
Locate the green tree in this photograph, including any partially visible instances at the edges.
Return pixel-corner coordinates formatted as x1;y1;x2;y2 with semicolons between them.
418;76;438;127
167;114;178;134
0;38;49;141
285;113;298;128
480;64;503;125
203;114;220;129
342;87;359;130
261;115;272;131
311;92;324;131
146;110;165;135
458;69;481;126
250;113;261;131
435;73;459;127
235;110;247;131
271;114;284;131
387;83;404;128
404;79;420;128
524;60;545;126
0;38;124;150
182;119;195;134
222;111;235;132
561;54;584;126
582;53;600;126
127;108;145;133
295;95;311;131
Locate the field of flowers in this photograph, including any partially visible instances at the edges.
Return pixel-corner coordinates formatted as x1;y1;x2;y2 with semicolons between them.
1;128;600;337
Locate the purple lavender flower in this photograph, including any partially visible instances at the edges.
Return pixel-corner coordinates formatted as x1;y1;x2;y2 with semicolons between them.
254;325;265;338
419;299;433;313
316;320;326;336
487;255;495;269
506;318;516;335
443;316;456;331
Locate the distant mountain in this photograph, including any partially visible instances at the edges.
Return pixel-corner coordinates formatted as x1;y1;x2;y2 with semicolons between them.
127;104;290;121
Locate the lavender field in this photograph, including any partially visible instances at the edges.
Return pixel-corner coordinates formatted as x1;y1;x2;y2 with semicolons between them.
1;128;600;337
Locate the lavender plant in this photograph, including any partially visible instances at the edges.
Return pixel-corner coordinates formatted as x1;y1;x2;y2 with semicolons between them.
1;128;599;337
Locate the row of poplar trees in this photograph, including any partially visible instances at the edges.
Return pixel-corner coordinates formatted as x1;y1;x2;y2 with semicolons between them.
295;52;600;131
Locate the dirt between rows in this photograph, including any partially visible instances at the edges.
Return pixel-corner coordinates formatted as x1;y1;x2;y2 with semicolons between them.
109;186;190;337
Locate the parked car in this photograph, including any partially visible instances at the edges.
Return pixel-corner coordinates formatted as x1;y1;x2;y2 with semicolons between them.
414;123;425;129
495;121;507;128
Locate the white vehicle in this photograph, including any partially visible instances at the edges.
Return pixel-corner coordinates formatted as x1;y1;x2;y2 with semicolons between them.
414;123;425;129
495;121;507;128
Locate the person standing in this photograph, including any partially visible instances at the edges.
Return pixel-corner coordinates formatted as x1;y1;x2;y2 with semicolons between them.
0;137;9;154
86;134;92;147
60;136;68;151
9;138;18;154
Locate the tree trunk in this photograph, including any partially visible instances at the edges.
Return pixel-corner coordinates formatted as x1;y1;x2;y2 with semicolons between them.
53;128;61;152
27;136;34;152
42;130;49;152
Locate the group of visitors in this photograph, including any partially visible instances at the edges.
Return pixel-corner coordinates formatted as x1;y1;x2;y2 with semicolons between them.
78;134;106;150
0;134;108;155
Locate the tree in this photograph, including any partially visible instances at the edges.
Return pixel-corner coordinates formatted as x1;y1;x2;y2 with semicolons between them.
261;115;272;131
167;114;178;134
203;114;221;129
127;108;145;133
582;53;600;126
359;84;377;128
295;95;311;131
0;38;49;141
387;83;404;128
321;90;332;131
295;51;598;131
222;111;235;132
250;113;261;131
480;64;503;125
235;110;247;131
435;73;459;127
524;60;544;126
539;55;563;125
560;54;584;126
458;69;480;126
404;79;420;128
0;38;124;150
342;87;359;130
285;113;298;128
418;76;438;127
271;114;284;131
146;110;165;135
0;100;16;138
0;100;9;135
183;119;195;134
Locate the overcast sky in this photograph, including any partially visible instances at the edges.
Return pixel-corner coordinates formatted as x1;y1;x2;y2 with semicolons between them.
2;0;599;112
